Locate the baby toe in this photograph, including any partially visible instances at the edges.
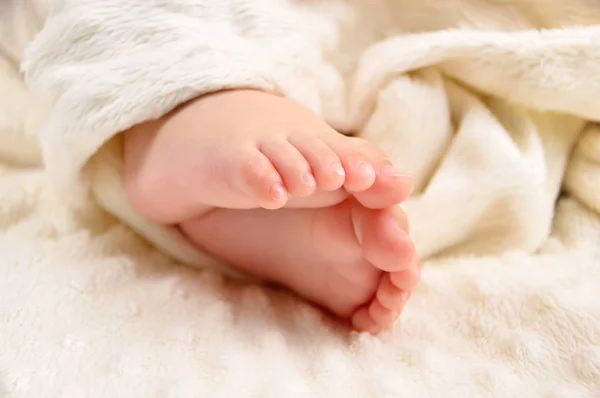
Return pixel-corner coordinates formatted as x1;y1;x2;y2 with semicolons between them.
368;296;402;329
235;149;288;209
376;273;411;318
351;306;383;335
352;272;413;333
259;139;316;198
289;136;346;191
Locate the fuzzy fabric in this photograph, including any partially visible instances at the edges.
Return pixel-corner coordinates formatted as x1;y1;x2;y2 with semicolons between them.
1;0;600;396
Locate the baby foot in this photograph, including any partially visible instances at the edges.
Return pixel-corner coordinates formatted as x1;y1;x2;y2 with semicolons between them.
180;197;420;334
122;89;419;332
124;89;412;224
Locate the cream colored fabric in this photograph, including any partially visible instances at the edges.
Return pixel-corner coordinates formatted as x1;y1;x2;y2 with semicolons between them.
1;0;600;396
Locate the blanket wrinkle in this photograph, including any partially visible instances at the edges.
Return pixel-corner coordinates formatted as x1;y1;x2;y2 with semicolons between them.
2;0;600;396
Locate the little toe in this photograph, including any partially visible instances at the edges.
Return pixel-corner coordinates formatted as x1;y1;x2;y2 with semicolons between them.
351;274;412;333
259;139;317;198
289;136;346;191
368;296;402;329
359;206;415;273
351;306;383;334
235;149;289;209
376;274;411;318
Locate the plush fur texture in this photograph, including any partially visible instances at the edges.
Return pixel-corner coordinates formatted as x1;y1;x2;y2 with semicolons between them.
1;0;600;396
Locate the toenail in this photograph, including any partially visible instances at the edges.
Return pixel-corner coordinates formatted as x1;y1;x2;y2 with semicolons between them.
331;161;346;177
359;162;376;177
380;164;409;177
270;183;287;201
302;172;317;186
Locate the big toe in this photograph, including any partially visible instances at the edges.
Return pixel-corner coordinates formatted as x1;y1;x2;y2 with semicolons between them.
324;135;413;208
354;204;415;273
353;163;413;209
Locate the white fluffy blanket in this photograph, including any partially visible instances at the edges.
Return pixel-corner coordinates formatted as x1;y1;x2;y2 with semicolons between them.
2;0;600;396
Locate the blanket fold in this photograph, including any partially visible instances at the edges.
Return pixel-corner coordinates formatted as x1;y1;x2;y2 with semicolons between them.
1;0;600;396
